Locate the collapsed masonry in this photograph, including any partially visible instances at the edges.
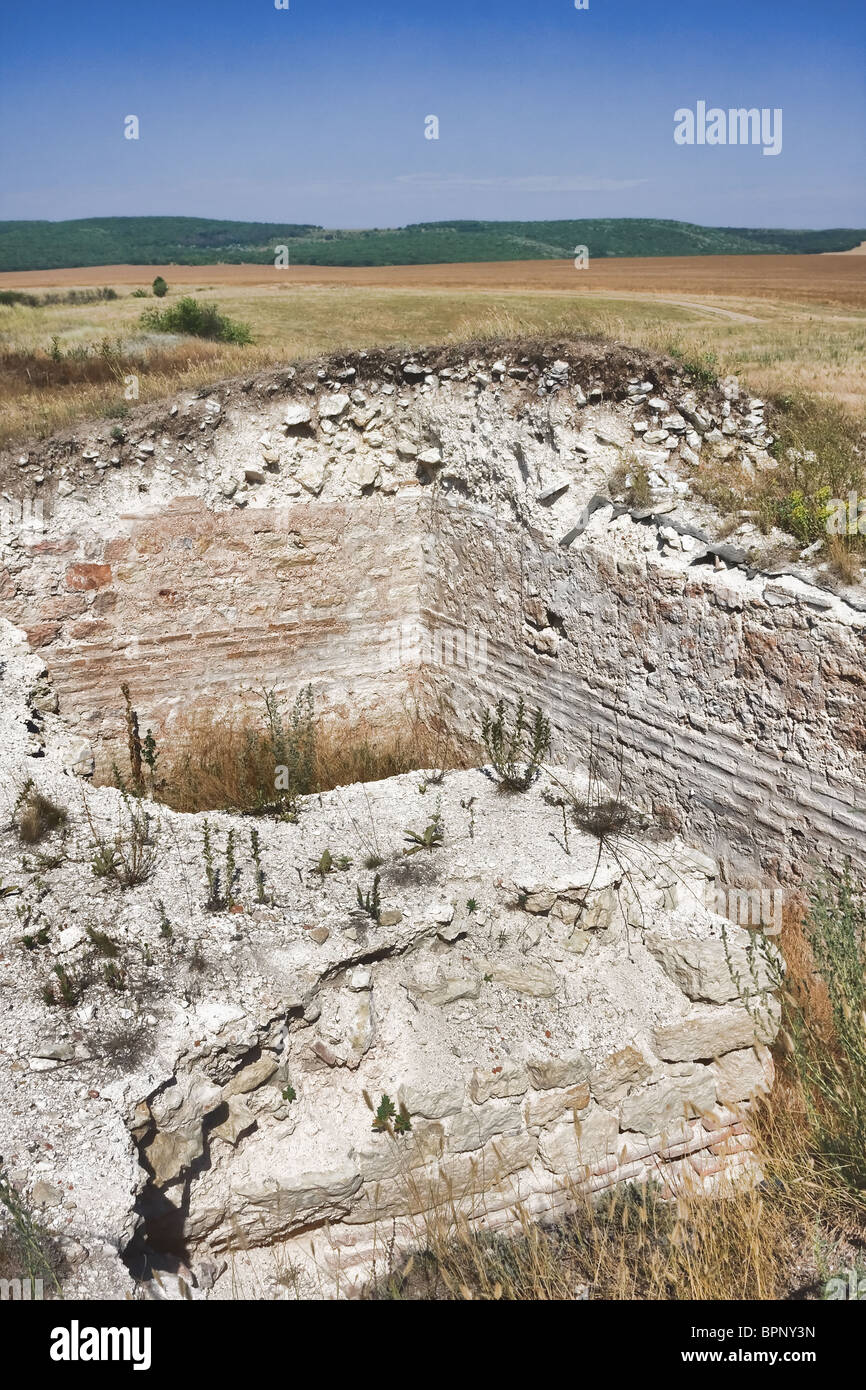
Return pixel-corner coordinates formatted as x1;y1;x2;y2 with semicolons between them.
0;339;862;1298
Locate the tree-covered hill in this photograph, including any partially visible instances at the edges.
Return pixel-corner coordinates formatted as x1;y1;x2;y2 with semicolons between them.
0;215;863;272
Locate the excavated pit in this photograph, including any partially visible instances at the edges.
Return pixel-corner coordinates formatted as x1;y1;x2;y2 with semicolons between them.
1;338;864;1298
3;338;865;880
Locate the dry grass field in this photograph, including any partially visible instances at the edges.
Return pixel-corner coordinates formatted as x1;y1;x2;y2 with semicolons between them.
1;253;864;446
3;252;865;304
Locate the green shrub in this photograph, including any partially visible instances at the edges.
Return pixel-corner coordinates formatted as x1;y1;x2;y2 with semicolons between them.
140;296;251;344
151;276;168;298
479;698;551;791
667;344;719;386
762;487;834;546
759;393;866;546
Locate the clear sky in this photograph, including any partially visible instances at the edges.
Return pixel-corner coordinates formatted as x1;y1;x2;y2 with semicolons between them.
1;0;863;228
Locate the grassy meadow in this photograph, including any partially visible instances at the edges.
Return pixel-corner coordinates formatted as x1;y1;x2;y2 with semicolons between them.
1;262;865;448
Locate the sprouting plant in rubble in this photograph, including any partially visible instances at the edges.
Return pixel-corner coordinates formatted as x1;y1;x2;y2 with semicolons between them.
365;1091;412;1136
312;848;353;878
225;829;238;910
21;923;51;950
479;697;551;792
43;962;82;1008
86;925;119;958
0;877;22;899
542;788;572;855
103;960;126;992
156;899;173;940
87;792;157;889
356;873;382;924
250;828;267;903
202;821;223;911
461;795;476;840
202;821;239;911
402;804;444;855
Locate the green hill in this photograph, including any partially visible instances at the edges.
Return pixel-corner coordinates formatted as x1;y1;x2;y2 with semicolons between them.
0;216;863;272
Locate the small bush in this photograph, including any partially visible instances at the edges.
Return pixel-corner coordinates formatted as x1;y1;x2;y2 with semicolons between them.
758;393;866;547
762;486;834;547
140;296;252;344
151;276;168;298
87;793;157;889
667;343;719;386
480;697;550;791
14;783;67;845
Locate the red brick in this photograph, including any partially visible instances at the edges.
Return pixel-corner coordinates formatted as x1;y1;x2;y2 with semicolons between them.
65;563;112;591
28;538;75;555
26;623;59;648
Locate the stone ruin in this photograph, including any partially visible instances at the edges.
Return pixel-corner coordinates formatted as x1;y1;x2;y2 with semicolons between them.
0;340;862;1297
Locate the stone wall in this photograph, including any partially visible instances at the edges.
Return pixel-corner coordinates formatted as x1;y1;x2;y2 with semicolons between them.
424;497;866;882
3;494;424;744
3;339;864;873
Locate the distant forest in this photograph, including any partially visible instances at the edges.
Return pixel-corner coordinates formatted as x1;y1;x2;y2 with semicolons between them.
1;216;863;271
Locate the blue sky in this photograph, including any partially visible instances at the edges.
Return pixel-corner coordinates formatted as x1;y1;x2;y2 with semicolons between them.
1;0;864;228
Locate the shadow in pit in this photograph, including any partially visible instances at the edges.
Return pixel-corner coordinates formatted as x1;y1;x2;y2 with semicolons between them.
122;1098;237;1287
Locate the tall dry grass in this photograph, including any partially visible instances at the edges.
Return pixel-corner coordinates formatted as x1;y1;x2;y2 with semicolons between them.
365;1090;862;1303
98;689;478;815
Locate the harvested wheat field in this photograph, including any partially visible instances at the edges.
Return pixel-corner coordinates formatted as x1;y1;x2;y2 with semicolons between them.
2;252;865;307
